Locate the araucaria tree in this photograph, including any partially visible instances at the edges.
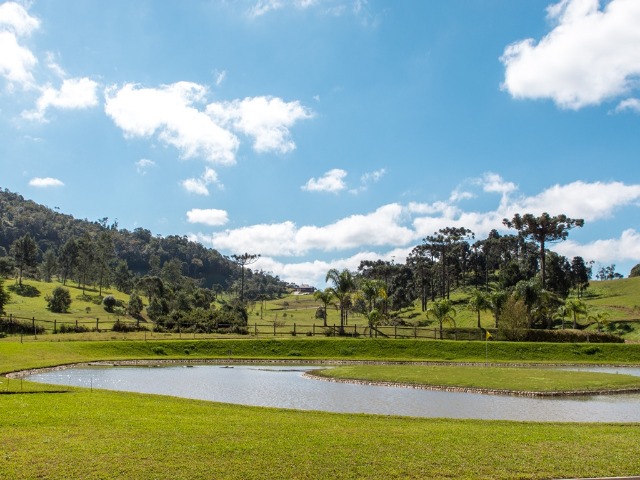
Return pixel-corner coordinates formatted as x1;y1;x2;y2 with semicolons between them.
230;253;260;302
503;213;584;290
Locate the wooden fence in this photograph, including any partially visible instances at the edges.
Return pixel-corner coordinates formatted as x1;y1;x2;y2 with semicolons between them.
0;314;491;341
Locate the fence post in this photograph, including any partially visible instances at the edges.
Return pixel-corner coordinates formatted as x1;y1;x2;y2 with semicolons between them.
96;318;99;332
54;319;57;334
293;323;296;336
354;325;357;336
414;327;417;339
313;324;315;336
273;322;276;336
254;323;257;336
32;317;36;339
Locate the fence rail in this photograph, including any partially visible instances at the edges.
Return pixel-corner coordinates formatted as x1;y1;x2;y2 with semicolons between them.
0;314;493;341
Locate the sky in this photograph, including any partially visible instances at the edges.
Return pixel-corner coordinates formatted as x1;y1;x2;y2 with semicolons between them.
1;0;639;287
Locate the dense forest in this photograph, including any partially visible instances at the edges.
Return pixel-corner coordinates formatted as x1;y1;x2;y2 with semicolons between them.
0;188;287;304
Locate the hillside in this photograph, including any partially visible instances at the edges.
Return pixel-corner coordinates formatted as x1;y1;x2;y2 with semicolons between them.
0;188;284;293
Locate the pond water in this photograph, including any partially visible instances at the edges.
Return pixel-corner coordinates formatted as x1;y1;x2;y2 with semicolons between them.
26;365;640;422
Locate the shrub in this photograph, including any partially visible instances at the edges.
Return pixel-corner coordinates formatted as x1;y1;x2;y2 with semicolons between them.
46;286;72;313
103;295;117;312
57;323;91;334
0;317;45;335
112;320;147;332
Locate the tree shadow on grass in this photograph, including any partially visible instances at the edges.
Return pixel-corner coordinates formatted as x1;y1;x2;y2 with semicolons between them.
8;283;40;297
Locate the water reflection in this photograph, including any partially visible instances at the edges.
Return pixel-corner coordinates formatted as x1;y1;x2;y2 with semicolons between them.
27;365;640;423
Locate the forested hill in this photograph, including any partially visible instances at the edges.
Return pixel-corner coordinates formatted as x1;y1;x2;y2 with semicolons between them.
0;188;285;296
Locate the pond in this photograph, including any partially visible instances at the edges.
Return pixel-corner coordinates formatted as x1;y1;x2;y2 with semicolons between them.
26;364;640;423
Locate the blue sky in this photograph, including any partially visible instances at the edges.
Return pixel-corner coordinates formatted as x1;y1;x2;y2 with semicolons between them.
1;0;639;287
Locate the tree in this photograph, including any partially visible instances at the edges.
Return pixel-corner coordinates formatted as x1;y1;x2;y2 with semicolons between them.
426;298;457;340
230;253;260;302
75;233;95;294
503;213;584;290
40;248;58;282
46;286;72;313
313;288;334;327
325;268;356;334
10;233;38;285
423;227;474;299
570;256;591;298
588;311;610;332
58;238;78;285
0;278;10;314
127;293;144;319
630;263;640;278
498;296;529;341
467;289;491;329
103;295;117;312
564;298;587;330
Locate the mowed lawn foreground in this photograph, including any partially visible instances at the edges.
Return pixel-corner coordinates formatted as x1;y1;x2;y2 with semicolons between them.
2;338;640;479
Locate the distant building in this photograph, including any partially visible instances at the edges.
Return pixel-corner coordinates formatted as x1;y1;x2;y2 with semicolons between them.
293;283;316;294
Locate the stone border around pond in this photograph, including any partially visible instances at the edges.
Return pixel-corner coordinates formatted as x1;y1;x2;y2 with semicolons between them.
7;359;640;397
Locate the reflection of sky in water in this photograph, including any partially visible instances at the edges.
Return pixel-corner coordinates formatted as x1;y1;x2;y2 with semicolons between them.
27;365;640;423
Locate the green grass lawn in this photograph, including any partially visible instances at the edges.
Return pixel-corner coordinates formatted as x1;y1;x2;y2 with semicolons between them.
2;339;640;479
313;364;640;393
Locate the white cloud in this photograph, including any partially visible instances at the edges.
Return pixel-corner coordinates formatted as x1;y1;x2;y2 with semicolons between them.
29;177;64;188
214;69;226;87
501;0;640;109
135;158;156;175
555;229;640;263
181;167;223;196
105;82;240;165
211;203;414;256
615;97;640;113
0;2;40;36
248;0;319;18
302;168;347;193
479;172;517;195
207;96;313;154
106;83;311;164
0;1;40;90
514;181;640;221
22;77;99;121
186;208;229;226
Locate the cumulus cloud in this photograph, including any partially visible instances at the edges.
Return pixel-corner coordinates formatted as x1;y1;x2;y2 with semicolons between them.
105;82;240;165
501;0;640;109
207;96;313;154
555;229;640;263
29;177;64;187
186;208;229;226
615;98;640;113
22;77;99;121
211;203;415;256
106;83;312;164
248;0;319;18
0;2;40;89
181;167;223;196
302;168;348;193
135;158;156;175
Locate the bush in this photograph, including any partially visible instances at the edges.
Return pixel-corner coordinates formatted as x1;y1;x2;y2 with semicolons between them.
0;317;45;335
57;323;91;334
46;287;72;313
498;297;529;341
112;320;147;332
103;295;117;312
521;329;623;344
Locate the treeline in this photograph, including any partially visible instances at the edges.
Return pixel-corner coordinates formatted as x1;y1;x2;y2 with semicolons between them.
325;215;628;337
0;189;287;309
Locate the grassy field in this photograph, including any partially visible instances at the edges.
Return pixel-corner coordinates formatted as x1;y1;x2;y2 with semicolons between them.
2;339;640;479
313;364;640;393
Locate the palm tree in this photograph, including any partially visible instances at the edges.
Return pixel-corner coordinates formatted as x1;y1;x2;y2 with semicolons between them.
588;311;610;332
564;298;587;329
427;298;457;340
313;288;334;327
360;278;387;313
467;289;491;329
325;268;356;334
366;308;381;337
